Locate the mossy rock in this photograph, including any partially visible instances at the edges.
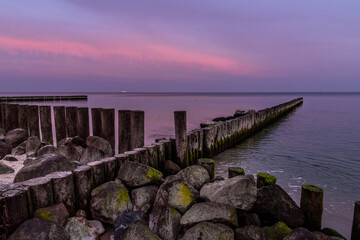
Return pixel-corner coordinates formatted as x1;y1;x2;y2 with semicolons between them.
264;221;292;240
321;228;346;239
168;182;195;213
34;203;69;225
118;161;163;187
257;172;277;188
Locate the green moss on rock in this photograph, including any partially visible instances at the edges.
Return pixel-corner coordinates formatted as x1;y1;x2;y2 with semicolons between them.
257;172;277;188
264;222;292;240
321;228;346;239
302;184;324;193
146;168;163;182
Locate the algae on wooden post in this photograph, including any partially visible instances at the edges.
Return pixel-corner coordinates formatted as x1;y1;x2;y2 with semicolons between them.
352;201;360;240
257;172;277;188
197;158;215;179
228;167;245;178
300;184;323;231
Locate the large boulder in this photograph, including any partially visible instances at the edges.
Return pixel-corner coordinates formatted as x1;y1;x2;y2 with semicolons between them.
180;202;238;228
11;144;26;155
131;185;158;213
283;228;316;240
200;175;257;211
64;217;100;240
0;141;12;154
118;161;163;188
90;181;133;224
86;136;113;156
0;161;15;174
14;153;77;182
58;136;85;147
149;205;182;240
26;136;41;156
79;147;105;164
164;160;181;176
34;203;69;226
181;222;234;240
8;217;68;240
252;184;304;228
57;136;85;162
5;128;28;148
112;211;148;239
37;145;57;156
235;225;266;240
176;165;210;190
263;222;292;240
114;220;161;240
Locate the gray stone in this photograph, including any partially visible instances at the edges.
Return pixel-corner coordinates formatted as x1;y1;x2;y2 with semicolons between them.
26;136;41;156
37;145;57;156
149;205;182;240
2;155;18;161
58;144;84;162
176;165;210;190
5;128;28;148
181;202;238;228
86;136;113;156
131;185;158;213
90;181;133;224
181;222;234;240
79;147;106;164
283;228;316;240
14;153;77;182
118;161;163;188
114;220;161;240
88;220;105;235
8;218;68;240
235;225;266;240
263;221;292;240
0;161;14;174
11;145;25;155
0;141;12;154
34;203;69;226
0;148;5;159
65;217;99;240
164;160;181;176
112;211;148;239
200;175;257;211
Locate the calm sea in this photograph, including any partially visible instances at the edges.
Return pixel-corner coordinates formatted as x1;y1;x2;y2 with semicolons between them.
3;92;359;237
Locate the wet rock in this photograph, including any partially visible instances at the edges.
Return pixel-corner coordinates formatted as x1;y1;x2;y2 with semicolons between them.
131;185;158;213
90;181;133;224
0;161;15;174
283;227;316;240
235;225;266;240
114;220;161;240
238;212;261;226
200;175;257;211
65;217;99;240
118;161;163;188
34;203;69;226
112;211;148;239
8;217;68;240
2;155;18;161
14;153;77;182
37;145;57;156
181;222;234;240
253;184;304;228
164;160;181;176
86;136;113;156
176;165;210;190
26;136;41;156
5;128;28;148
263;222;292;240
89;220;105;235
180;202;238;228
0;141;12;154
11;145;26;155
200;121;217;128
149;205;182;240
79;147;106;164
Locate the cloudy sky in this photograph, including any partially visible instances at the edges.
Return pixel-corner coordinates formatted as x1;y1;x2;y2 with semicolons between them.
0;0;359;92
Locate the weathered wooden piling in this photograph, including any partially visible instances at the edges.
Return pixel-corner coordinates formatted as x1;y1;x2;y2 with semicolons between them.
174;111;188;167
39;106;53;143
17;105;28;131
159;139;172;161
73;165;94;212
197;158;215;179
257;172;277;188
154;142;165;170
27;105;40;137
101;157;117;181
114;153;129;172
130;110;144;150
100;108;115;150
54;106;66;143
77;107;89;141
91;108;102;137
300;184;324;231
118;110;132;153
351;201;360;240
22;176;53;210
228;167;245;178
144;144;158;168
0;103;5;129
87;160;105;188
65;107;78;137
5;104;19;131
124;150;140;163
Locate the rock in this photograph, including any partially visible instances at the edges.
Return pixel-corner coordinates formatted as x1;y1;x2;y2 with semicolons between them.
2;155;18;161
34;203;69;226
86;136;113;156
263;222;292;240
58;136;85;147
164;160;181;176
238;213;261;226
235;225;266;240
5;128;28;148
256;172;277;188
0;149;5;159
176;165;210;190
37;145;57;156
131;185;158;213
14;153;77;182
181;222;234;240
75;209;87;218
112;211;148;239
149;205;182;240
114;220;161;240
320;228;346;239
58;144;84;162
8;217;68;240
197;158;215;179
228;167;245;179
283;228;316;240
312;231;328;240
0;141;12;154
88;220;105;235
118;161;163;188
0;161;15;174
11;145;26;155
253;184;304;228
79;147;106;164
0;128;5;141
65;217;99;240
234;109;255;117
23;156;38;165
26;136;41;156
200;175;257;211
200;121;217;128
180;202;238;228
90;181;133;224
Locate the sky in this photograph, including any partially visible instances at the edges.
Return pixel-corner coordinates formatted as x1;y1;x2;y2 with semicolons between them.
0;0;359;92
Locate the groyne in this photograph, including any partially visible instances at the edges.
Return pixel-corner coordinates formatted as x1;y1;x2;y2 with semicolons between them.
0;95;87;102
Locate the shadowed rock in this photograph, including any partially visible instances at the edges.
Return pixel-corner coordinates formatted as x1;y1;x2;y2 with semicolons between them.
86;136;113;156
114;220;161;240
149;205;182;240
0;161;14;174
26;136;41;156
5;128;28;148
37;145;57;156
65;217;99;240
181;222;234;240
235;225;265;240
283;228;316;240
34;203;69;226
112;211;148;239
131;185;158;213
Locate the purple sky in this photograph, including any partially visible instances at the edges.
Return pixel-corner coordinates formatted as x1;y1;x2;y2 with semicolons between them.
0;0;359;92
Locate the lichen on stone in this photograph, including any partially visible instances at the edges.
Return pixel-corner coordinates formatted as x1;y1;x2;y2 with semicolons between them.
145;168;163;182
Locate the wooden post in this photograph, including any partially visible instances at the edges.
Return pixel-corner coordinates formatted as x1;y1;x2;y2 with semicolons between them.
257;172;277;188
65;107;78;137
5;104;19;131
159;139;172;161
118;110;132;153
22;176;53;210
39;106;53;143
124;150;140;163
77;107;89;141
352;201;360;240
100;108;115;150
174;111;188;167
73;165;93;212
18;104;28;131
197;158;215;179
0;103;3;129
27;105;40;137
300;184;324;231
0;103;5;130
130;110;144;149
228;167;245;178
101;157;117;181
91;108;102;137
87;160;105;188
54;106;66;143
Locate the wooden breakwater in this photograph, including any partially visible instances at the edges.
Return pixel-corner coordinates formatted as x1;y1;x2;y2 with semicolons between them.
0;97;306;238
0;95;87;102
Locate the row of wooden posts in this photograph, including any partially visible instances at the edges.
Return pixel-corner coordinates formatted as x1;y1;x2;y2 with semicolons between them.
0;103;144;152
